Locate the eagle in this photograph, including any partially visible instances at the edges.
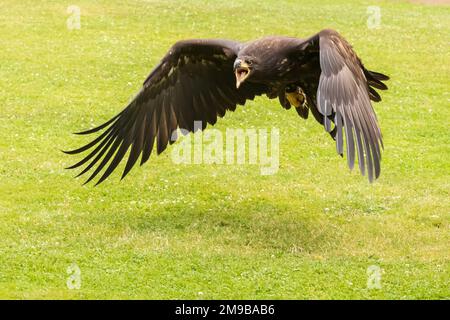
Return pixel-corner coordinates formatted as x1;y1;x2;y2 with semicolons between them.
65;29;389;185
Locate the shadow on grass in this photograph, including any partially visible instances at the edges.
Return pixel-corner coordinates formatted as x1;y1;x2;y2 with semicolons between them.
83;198;342;255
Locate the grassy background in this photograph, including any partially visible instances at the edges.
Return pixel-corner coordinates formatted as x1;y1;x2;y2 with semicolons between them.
0;0;449;299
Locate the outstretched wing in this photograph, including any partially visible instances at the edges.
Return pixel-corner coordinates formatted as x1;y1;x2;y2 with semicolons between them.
292;29;389;182
65;39;267;185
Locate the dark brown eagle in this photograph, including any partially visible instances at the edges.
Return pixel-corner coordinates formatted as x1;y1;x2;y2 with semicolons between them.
65;29;389;185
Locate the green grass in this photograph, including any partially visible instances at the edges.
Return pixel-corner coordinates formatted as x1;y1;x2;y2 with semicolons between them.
0;0;449;299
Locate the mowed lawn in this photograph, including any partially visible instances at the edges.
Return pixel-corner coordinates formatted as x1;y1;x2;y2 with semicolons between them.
0;0;449;299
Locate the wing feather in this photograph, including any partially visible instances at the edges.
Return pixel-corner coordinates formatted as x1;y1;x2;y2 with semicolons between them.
292;29;388;181
66;39;267;184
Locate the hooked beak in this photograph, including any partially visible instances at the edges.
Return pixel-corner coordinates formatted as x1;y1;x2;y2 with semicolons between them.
234;60;251;89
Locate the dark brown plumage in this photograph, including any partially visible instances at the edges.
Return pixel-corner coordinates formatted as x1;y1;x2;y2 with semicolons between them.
65;29;389;185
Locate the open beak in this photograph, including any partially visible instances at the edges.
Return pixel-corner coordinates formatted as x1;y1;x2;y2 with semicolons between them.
234;60;251;89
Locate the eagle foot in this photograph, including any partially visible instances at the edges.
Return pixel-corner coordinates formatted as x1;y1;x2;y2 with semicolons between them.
285;85;308;119
285;85;307;108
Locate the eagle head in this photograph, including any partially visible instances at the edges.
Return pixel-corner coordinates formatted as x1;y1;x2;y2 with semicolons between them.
233;57;254;89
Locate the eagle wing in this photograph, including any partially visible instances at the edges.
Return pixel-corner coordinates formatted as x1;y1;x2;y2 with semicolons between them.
65;39;267;185
292;29;389;182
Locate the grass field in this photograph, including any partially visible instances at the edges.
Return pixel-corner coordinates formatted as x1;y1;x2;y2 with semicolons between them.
0;0;449;299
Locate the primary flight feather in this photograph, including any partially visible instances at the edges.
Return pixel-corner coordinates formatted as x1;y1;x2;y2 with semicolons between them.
65;29;389;185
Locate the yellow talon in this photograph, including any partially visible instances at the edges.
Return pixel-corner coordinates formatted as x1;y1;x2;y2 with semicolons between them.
286;87;306;108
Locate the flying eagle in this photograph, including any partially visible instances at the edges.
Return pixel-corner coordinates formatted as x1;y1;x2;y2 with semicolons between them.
65;29;389;185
